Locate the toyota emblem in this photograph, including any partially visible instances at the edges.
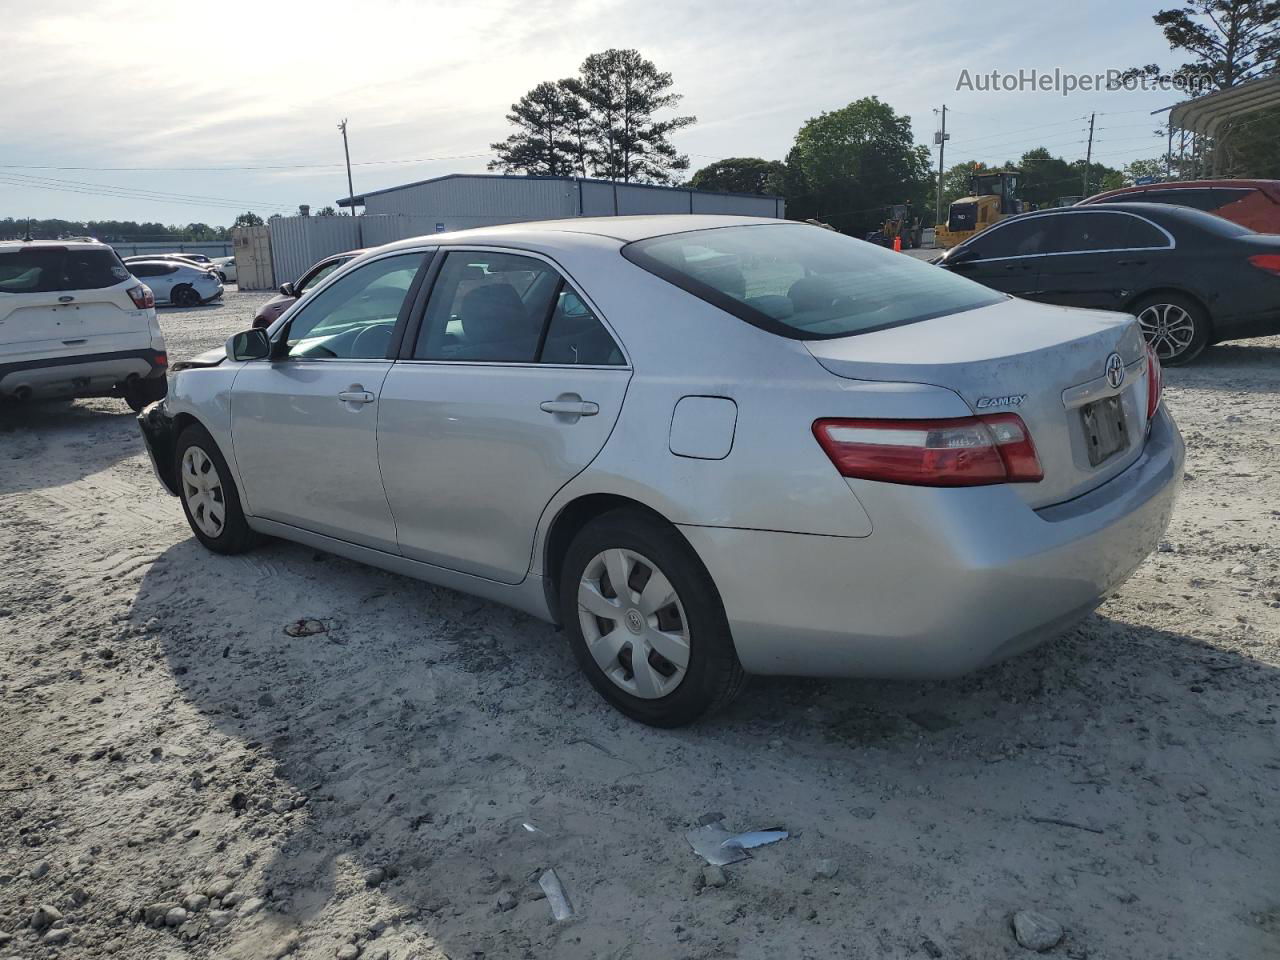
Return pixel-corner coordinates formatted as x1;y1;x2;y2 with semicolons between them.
1104;352;1125;389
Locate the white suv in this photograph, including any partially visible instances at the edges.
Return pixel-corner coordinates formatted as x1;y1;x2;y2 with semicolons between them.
0;239;168;411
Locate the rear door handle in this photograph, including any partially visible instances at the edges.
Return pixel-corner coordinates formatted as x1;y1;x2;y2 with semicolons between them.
1117;259;1147;267
540;398;599;417
337;389;375;405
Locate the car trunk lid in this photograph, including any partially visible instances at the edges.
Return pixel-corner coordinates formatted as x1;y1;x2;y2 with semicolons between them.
805;297;1151;508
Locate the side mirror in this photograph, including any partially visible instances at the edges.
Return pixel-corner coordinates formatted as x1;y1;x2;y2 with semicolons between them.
226;328;271;362
279;281;295;297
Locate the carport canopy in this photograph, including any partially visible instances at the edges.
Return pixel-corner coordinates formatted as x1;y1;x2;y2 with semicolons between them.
1168;74;1280;137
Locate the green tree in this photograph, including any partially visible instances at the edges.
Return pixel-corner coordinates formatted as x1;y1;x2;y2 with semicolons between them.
560;49;695;183
316;205;337;217
489;80;582;176
1130;0;1278;90
1128;1;1279;177
688;158;787;195
783;97;932;235
233;211;264;228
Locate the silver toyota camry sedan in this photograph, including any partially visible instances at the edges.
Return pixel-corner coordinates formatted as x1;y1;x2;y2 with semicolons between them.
139;215;1183;726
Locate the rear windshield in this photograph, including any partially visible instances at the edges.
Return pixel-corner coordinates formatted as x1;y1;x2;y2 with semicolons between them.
0;247;129;294
622;223;1005;339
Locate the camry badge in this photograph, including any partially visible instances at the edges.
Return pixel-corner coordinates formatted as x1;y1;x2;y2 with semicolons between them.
976;395;1026;409
1105;352;1125;389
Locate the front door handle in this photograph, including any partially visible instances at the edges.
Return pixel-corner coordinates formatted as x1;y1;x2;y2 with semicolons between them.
1117;259;1147;267
337;388;375;405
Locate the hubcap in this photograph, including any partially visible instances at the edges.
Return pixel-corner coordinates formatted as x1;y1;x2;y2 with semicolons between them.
1137;303;1195;360
577;548;691;699
181;446;226;538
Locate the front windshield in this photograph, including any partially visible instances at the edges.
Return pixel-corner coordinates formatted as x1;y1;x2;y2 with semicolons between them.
622;223;1005;339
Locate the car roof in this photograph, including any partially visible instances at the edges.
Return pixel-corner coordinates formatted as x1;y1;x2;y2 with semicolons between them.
1084;179;1280;202
0;239;108;250
379;215;789;253
1010;201;1231;225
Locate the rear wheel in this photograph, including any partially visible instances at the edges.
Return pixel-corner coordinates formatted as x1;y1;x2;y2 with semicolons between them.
559;509;745;727
172;285;200;307
1133;292;1209;366
175;424;257;554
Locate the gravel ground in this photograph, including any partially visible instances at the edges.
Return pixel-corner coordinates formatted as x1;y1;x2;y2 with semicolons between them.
1;287;1277;959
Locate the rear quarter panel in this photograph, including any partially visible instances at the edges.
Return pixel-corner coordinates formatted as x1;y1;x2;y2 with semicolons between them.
523;237;977;576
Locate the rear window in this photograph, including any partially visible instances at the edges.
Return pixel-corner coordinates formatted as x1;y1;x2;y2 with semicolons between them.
622;223;1005;340
0;247;129;294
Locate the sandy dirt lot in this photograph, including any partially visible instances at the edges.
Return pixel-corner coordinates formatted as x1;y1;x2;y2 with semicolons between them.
1;287;1277;959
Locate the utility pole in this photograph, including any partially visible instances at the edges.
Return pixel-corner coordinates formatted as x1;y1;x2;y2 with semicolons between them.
934;105;949;225
1082;112;1095;198
337;119;355;215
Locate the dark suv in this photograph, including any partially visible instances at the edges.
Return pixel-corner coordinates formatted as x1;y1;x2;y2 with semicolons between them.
1081;180;1280;234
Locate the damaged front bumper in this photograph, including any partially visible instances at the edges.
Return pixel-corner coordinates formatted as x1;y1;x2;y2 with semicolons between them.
137;400;180;496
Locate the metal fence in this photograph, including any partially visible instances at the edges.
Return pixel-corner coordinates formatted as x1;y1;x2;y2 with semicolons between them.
109;240;233;259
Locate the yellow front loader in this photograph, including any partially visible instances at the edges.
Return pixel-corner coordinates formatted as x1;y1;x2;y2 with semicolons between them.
935;169;1024;249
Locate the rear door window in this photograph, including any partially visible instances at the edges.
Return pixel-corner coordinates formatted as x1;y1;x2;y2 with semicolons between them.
1043;213;1133;253
0;247;129;293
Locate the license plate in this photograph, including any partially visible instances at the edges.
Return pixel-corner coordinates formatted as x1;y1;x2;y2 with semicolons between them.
1080;395;1128;466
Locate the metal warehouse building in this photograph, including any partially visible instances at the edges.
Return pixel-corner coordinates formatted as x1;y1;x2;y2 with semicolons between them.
245;174;785;290
337;173;786;230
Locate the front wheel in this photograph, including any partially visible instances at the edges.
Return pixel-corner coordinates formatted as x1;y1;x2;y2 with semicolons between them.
172;285;201;307
174;424;258;554
559;509;745;727
1133;293;1209;366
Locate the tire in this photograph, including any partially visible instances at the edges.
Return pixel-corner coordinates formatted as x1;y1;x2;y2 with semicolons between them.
1132;292;1209;366
124;377;167;413
172;285;200;307
174;423;258;554
559;509;745;727
216;271;227;283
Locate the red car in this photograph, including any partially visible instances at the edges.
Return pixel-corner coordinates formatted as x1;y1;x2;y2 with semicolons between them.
252;248;367;328
1081;180;1280;234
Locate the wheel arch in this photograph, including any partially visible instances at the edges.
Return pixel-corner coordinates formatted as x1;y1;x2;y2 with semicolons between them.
1124;287;1215;339
541;493;693;626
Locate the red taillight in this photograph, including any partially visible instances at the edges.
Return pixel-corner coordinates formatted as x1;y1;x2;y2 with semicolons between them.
813;413;1043;487
153;352;168;368
1247;254;1280;276
128;284;154;309
1145;342;1162;422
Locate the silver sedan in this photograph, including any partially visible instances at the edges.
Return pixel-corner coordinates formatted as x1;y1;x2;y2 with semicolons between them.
139;215;1183;726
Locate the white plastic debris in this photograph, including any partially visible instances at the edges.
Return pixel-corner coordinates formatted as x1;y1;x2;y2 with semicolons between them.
538;868;573;921
721;829;788;850
685;821;789;865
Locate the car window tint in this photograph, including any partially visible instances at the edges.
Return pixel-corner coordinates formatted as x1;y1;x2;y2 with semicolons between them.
1133;188;1252;212
0;247;129;293
1123;215;1169;249
300;259;344;292
1045;213;1133;252
284;253;423;360
539;288;624;365
414;251;561;363
624;223;1005;339
969;217;1059;258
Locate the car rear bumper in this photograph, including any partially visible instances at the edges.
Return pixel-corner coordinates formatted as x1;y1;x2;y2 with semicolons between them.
0;348;166;400
680;406;1184;678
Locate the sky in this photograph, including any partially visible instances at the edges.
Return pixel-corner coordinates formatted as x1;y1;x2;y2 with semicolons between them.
0;0;1194;228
